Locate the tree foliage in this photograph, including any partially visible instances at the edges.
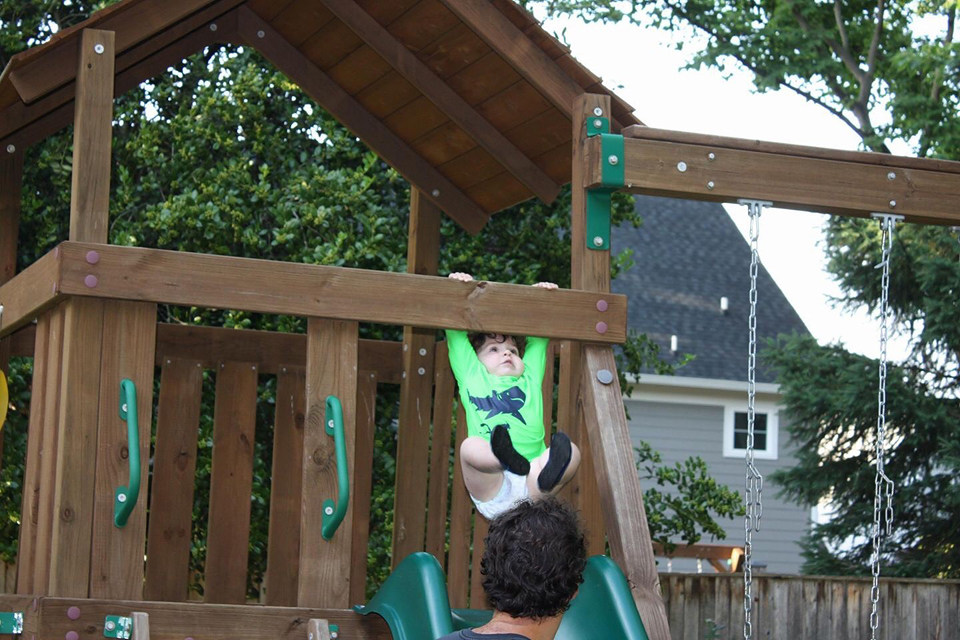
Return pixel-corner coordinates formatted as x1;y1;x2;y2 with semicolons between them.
0;1;740;596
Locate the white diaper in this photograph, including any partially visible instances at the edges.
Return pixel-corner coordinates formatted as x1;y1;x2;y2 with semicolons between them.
471;470;529;520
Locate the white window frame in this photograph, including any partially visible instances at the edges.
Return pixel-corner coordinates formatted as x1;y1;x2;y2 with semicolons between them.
723;403;779;460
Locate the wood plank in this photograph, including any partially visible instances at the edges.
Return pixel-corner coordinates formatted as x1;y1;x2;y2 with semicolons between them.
57;242;628;344
469;513;489;609
318;0;560;204
392;188;441;567
446;401;470;608
34;596;392;640
48;297;105;597
299;318;359;608
326;45;394;96
541;341;555;444
89;301;157;599
425;343;454;566
69;29;115;243
624;124;960;175
132;611;150;639
15;306;61;594
0;0;244;144
446;51;521;106
307;618;333;640
8;0;214;104
236;7;490;234
576;408;606;557
349;371;377;605
264;366;306;606
580;345;669;640
600;131;960;226
0;243;61;338
299;19;365;72
144;358;204;602
0;150;22;480
388;0;461;52
204;361;259;604
155;323;404;383
437;0;584;117
269;2;335;47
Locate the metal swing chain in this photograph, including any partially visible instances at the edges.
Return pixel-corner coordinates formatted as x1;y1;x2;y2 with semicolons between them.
739;199;770;640
869;213;901;639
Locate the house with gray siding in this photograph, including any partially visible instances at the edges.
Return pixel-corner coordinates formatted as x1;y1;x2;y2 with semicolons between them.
613;195;811;574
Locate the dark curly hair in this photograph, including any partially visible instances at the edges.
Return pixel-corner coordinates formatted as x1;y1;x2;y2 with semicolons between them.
480;498;587;620
468;332;526;355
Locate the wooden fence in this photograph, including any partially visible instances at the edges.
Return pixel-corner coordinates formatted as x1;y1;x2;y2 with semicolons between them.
660;572;960;640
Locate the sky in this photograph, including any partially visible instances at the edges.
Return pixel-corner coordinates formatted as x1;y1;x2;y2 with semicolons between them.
538;13;916;362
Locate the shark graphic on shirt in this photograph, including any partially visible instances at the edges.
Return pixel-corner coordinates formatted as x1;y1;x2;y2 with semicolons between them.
469;386;527;425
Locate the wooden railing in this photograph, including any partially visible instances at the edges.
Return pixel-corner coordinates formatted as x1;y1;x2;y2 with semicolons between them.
659;572;960;640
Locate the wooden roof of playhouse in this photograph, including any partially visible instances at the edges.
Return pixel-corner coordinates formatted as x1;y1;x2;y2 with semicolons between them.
0;0;642;234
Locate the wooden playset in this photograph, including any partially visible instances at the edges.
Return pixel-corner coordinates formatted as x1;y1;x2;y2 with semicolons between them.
0;1;957;639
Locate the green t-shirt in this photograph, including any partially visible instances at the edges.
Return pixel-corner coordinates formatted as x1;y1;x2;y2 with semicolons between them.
445;330;548;461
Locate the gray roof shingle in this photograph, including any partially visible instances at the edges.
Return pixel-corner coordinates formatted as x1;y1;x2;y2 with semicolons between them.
612;196;810;383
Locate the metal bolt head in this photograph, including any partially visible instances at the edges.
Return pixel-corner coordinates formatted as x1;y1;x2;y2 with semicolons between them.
707;152;716;161
417;367;426;375
593;107;603;116
431;189;440;197
328;419;334;429
889;200;897;209
209;23;218;31
607;155;619;165
419;348;427;356
596;369;614;385
117;493;127;503
324;506;334;516
257;30;265;38
94;43;104;54
331;633;338;639
5;144;15;154
593;236;604;247
105;622;116;631
677;161;688;172
707;181;715;190
887;172;896;180
593;119;603;128
122;403;128;413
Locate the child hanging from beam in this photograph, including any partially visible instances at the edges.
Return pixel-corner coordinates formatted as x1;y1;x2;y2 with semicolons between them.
446;272;581;520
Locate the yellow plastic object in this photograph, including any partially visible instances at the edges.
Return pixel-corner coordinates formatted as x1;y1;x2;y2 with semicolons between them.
0;369;7;434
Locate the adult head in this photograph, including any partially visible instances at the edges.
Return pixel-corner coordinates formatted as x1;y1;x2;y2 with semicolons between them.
481;497;587;619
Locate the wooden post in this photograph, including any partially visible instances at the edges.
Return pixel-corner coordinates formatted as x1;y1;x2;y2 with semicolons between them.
424;344;454;567
570;94;671;640
391;188;440;567
298;318;358;608
89;301;157;599
349;370;377;605
70;29;115;242
131;612;150;640
0;149;22;477
44;28;116;598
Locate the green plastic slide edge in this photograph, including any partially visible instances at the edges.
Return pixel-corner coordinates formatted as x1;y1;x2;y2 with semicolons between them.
321;395;350;540
103;615;132;639
585;118;624;251
114;379;140;528
0;612;23;634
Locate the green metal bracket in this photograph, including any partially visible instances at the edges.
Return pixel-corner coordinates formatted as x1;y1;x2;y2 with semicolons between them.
330;623;340;637
103;615;132;639
321;395;350;541
0;611;23;634
585;129;625;251
114;379;140;528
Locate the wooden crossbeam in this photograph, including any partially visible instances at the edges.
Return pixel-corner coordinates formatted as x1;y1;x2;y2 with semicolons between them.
438;0;584;121
318;0;560;204
598;127;960;226
0;241;624;343
9;596;390;639
236;7;490;234
653;543;744;573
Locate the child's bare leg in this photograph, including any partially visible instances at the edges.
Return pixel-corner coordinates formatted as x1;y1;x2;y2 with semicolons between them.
527;438;581;499
460;436;507;502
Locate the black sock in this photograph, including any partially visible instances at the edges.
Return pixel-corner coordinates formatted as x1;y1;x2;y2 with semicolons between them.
490;425;530;476
537;432;573;493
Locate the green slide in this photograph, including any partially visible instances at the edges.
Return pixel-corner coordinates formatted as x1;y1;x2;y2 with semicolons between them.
357;552;649;640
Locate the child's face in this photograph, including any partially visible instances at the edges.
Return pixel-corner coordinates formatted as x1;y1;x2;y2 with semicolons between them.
477;334;524;377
